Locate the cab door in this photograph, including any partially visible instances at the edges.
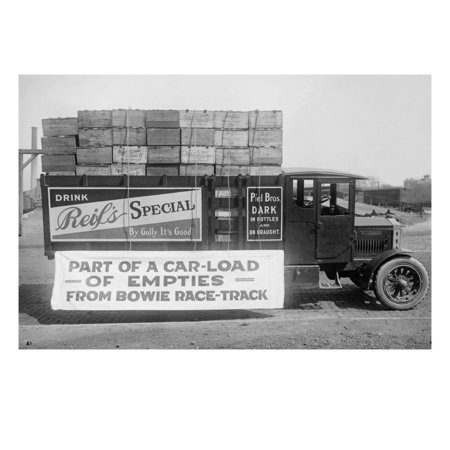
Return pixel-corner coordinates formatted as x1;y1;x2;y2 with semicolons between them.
315;178;355;263
284;177;316;265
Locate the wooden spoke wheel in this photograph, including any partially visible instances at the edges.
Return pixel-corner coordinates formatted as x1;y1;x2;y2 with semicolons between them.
374;257;429;310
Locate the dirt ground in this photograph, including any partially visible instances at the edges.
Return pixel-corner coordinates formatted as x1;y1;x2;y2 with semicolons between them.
19;208;431;349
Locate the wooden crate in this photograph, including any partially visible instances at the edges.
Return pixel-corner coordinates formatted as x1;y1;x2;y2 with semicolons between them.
181;128;214;146
215;217;240;231
41;137;77;155
215;208;241;218
249;165;282;176
179;164;214;176
249;110;282;129
215;187;239;198
250;147;282;165
146;110;180;128
215;165;250;176
77;147;112;164
47;172;76;176
78;110;112;128
112;109;146;128
112;128;146;146
146;165;179;176
179;110;214;128
147;128;181;146
181;146;215;164
113;146;148;164
214;130;248;147
111;164;146;176
42;118;78;137
215;148;250;165
214;111;249;129
147;146;180;164
42;155;76;172
76;165;111;176
79;128;113;147
249;129;282;147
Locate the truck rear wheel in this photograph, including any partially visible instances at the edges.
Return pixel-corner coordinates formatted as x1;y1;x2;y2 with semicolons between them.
374;257;429;310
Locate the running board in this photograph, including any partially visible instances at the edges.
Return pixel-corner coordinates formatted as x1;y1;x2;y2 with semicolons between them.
319;271;342;289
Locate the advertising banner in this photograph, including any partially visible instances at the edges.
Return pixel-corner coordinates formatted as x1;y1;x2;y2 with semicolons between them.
51;250;285;310
247;187;283;241
48;187;202;242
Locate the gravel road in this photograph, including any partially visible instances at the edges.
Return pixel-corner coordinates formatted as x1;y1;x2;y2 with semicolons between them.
19;209;431;349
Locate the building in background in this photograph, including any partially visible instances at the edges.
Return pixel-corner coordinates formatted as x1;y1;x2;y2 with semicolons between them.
404;175;431;206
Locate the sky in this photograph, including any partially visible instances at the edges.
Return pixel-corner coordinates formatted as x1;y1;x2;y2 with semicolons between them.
19;75;431;188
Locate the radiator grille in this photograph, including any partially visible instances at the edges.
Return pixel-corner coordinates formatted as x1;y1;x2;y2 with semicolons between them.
354;229;392;256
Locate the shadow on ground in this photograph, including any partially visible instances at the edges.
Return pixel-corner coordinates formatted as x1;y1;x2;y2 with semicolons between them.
19;284;273;324
286;287;388;311
19;283;392;325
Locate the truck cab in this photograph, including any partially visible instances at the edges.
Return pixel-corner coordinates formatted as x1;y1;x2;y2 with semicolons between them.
283;169;429;310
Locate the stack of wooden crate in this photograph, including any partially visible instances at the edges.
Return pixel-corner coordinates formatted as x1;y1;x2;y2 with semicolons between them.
146;110;181;175
213;110;282;176
40;109;282;177
41;118;78;175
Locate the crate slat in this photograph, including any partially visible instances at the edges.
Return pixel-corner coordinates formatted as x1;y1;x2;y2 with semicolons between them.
181;128;214;146
42;155;76;172
77;147;112;164
147;146;180;164
249;129;282;147
181;146;215;164
179;110;214;128
42;118;78;137
213;111;249;129
215;165;250;176
147;128;181;146
249;165;282;176
111;164;146;175
249;110;282;129
112;109;146;128
146;110;180;128
146;165;179;176
214;130;248;147
76;165;111;176
78;110;112;128
250;147;282;165
113;146;148;164
112;128;147;146
41;137;77;155
215;148;250;165
179;164;214;176
79;129;113;147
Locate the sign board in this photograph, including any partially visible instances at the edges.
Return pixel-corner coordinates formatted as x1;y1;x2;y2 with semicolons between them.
51;250;285;310
47;187;202;242
247;187;283;241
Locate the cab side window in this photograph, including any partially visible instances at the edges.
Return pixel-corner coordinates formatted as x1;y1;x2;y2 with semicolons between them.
292;179;314;208
319;182;350;215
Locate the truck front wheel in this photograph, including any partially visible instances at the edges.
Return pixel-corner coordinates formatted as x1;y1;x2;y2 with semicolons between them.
374;257;429;310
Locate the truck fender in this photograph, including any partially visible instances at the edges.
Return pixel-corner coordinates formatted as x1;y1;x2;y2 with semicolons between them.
358;249;414;290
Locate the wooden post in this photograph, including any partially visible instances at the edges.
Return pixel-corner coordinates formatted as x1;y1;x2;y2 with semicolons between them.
30;126;38;190
19;152;23;236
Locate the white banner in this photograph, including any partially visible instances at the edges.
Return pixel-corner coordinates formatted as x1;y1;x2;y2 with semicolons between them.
51;250;285;310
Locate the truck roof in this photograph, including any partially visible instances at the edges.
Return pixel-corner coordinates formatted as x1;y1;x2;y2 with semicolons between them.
283;167;367;180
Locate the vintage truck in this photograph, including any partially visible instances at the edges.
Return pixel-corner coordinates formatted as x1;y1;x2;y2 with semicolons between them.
40;168;429;310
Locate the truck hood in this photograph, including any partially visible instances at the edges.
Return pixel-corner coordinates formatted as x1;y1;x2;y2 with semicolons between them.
355;217;400;227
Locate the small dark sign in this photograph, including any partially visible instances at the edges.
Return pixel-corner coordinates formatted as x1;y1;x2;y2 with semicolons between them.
247;187;283;241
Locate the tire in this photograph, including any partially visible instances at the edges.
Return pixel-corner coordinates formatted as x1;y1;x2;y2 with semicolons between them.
373;257;429;310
